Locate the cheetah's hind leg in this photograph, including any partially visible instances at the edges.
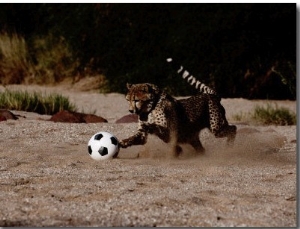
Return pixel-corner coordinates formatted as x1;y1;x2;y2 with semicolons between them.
225;125;237;147
188;133;205;154
214;125;237;147
174;145;183;157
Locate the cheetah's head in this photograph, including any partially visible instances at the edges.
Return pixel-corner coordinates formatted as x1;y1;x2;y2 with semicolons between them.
125;83;161;115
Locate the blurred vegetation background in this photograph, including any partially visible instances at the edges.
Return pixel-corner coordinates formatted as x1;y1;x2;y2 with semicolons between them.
0;3;296;99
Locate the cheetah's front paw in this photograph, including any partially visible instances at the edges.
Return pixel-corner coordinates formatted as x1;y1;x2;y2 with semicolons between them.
119;140;129;148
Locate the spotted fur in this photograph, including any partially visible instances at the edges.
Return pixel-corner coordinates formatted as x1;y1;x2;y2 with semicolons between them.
119;79;237;157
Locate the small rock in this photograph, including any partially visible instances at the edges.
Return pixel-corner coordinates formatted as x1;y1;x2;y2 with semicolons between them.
285;196;296;201
49;110;84;123
0;109;18;121
83;114;108;123
116;114;138;123
49;110;107;123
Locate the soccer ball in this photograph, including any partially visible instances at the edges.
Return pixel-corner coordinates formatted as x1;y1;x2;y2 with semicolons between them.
87;131;120;161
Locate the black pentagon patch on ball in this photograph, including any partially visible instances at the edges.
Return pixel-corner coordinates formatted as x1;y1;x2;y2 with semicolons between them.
110;136;118;146
98;146;108;156
94;133;103;141
88;145;92;155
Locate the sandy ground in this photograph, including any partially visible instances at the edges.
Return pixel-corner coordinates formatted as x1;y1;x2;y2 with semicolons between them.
0;82;297;227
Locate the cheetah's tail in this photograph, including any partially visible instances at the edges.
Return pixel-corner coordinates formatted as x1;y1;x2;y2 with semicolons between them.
166;58;217;95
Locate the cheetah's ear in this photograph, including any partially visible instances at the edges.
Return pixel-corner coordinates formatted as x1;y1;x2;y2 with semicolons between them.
146;83;160;94
126;83;133;90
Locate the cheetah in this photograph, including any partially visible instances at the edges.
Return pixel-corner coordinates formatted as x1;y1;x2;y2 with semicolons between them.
119;59;236;157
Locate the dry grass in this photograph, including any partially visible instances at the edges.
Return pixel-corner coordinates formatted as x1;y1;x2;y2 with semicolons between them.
252;103;296;125
31;34;79;84
0;32;35;84
0;32;79;85
233;103;296;125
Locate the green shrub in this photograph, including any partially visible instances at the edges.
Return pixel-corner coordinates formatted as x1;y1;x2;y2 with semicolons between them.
252;103;296;125
0;90;77;115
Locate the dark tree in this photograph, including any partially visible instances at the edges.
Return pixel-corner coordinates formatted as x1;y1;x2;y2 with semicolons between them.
0;3;296;99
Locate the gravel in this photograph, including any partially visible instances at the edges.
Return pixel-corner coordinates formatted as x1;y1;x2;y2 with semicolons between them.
0;84;296;227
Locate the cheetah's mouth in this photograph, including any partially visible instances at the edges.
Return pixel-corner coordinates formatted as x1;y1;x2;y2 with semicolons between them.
129;109;138;114
129;99;155;115
132;108;143;115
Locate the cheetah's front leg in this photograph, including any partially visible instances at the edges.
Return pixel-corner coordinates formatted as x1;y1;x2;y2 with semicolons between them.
119;130;148;148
